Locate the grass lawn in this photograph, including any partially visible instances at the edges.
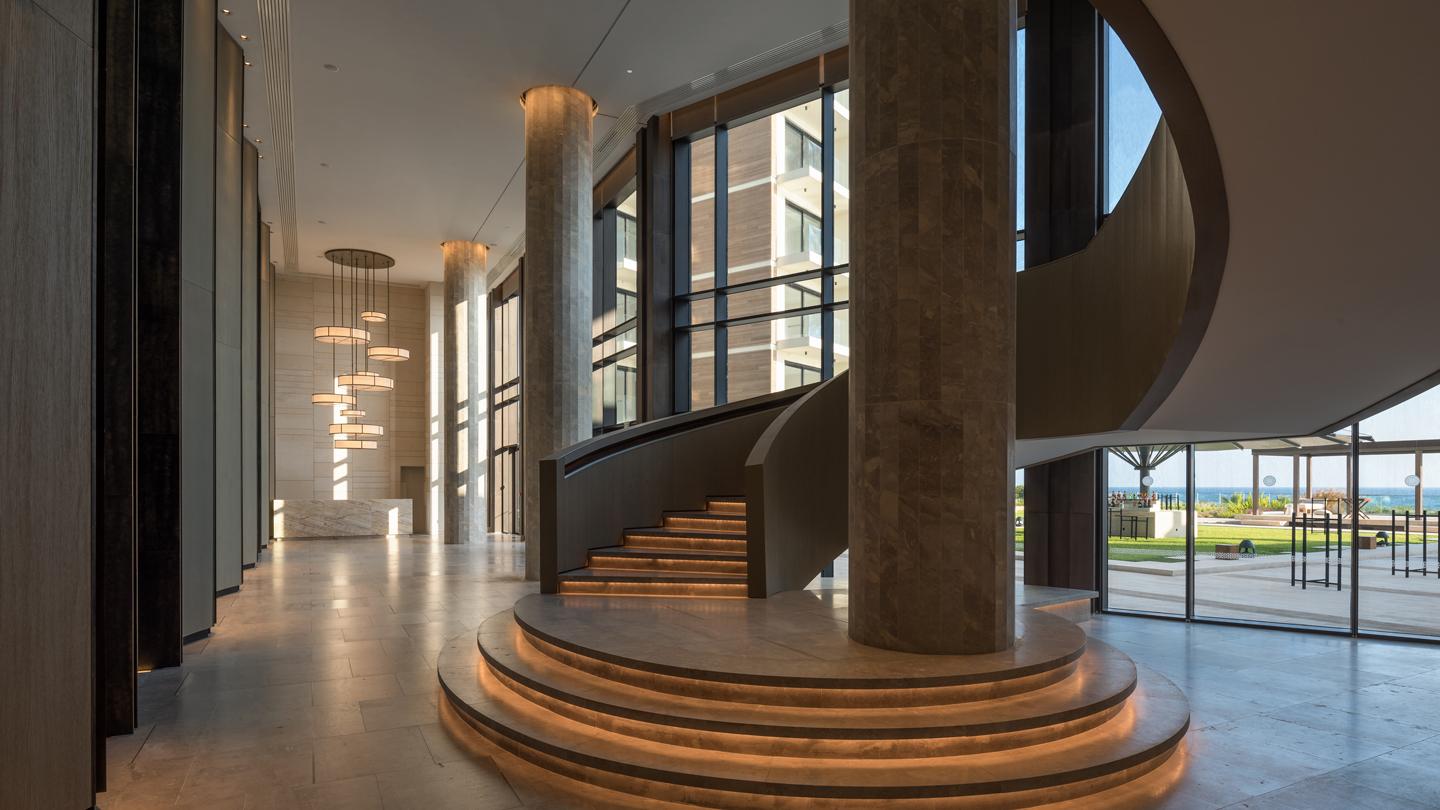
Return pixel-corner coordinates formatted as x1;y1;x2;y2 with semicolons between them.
1015;523;1345;564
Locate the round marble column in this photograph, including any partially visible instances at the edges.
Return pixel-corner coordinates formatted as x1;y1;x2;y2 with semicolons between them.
442;240;487;545
848;0;1016;654
521;85;594;581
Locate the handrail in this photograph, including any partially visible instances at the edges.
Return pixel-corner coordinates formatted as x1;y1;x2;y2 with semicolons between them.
552;385;813;476
539;385;813;592
744;372;849;597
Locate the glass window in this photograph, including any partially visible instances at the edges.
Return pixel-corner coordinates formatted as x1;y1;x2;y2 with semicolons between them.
1104;23;1161;213
1016;26;1026;236
1192;441;1348;631
1104;445;1189;615
676;92;848;411
689;136;716;292
833;88;851;267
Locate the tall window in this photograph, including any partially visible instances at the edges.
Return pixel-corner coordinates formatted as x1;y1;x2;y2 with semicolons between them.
1016;24;1026;270
592;189;639;433
675;91;849;411
1103;23;1161;213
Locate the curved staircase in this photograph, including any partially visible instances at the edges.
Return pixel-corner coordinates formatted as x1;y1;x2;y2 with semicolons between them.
557;497;751;597
438;593;1190;808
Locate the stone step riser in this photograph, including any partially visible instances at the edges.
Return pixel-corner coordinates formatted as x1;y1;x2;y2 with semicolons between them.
621;533;749;553
486;655;1130;758
585;554;749;575
557;580;749;598
520;627;1077;709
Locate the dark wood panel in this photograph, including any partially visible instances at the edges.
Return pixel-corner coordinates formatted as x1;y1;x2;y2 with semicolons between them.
0;0;97;806
135;0;186;671
745;372;848;596
639;116;675;420
1023;452;1098;590
98;0;138;741
1017;123;1193;439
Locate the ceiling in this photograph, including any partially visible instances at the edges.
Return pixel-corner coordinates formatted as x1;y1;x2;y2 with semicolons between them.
221;0;848;285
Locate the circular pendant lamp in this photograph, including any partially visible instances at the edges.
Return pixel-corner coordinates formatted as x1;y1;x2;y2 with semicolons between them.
361;310;388;323
311;392;358;407
313;325;370;344
367;345;410;362
339;408;366;418
329;423;383;437
337;371;394;392
333;439;378;450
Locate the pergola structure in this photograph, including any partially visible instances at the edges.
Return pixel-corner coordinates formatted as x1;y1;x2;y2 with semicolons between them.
1190;433;1430;516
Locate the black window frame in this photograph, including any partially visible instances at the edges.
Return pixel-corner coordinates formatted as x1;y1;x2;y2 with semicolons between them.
672;88;849;413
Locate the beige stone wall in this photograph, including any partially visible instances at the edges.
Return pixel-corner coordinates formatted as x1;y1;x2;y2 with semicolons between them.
273;275;428;500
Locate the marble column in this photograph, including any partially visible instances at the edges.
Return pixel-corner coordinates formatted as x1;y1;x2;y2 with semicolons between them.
848;0;1016;654
522;85;594;581
443;240;488;545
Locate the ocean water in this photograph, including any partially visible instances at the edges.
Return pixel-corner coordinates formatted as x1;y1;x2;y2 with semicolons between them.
1108;486;1440;513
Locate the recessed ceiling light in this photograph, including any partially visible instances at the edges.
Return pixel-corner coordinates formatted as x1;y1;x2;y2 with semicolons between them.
258;154;264;159
239;34;249;41
220;7;231;14
244;61;253;67
323;63;340;72
320;162;329;168
255;138;264;144
242;122;249;128
625;69;633;74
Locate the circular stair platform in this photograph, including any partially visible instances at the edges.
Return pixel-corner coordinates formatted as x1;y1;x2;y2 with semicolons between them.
438;591;1190;807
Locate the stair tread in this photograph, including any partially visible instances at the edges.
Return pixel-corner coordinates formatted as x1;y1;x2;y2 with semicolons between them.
590;545;749;561
439;633;1189;797
623;527;748;539
664;510;747;520
479;611;1137;740
558;568;748;583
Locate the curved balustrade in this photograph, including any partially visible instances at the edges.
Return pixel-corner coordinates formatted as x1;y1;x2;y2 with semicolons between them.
538;386;810;593
743;371;849;596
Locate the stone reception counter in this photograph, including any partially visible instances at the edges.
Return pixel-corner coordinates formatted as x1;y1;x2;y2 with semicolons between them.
271;498;413;538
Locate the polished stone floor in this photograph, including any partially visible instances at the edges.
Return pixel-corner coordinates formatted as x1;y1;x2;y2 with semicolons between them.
98;536;1440;808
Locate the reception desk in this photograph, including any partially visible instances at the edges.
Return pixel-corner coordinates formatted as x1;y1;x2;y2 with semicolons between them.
272;498;413;538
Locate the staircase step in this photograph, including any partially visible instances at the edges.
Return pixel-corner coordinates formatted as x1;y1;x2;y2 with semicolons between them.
706;498;747;515
478;611;1138;757
621;528;748;552
662;511;748;532
557;568;749;597
587;546;748;575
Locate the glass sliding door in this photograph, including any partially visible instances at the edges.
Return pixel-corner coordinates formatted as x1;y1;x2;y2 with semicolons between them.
1358;387;1440;638
1103;445;1190;615
1190;440;1349;630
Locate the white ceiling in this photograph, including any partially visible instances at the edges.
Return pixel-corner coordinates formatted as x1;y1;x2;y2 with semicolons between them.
222;0;848;285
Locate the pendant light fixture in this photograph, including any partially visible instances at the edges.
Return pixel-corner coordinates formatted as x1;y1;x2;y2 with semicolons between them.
333;439;378;450
328;423;383;437
367;252;410;363
339;407;365;418
311;392;357;406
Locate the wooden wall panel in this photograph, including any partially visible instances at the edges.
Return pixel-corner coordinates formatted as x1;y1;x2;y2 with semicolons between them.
242;141;260;564
0;0;97;805
214;25;244;593
180;0;217;634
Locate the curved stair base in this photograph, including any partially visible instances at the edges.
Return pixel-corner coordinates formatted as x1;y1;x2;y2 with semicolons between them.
437;596;1190;808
